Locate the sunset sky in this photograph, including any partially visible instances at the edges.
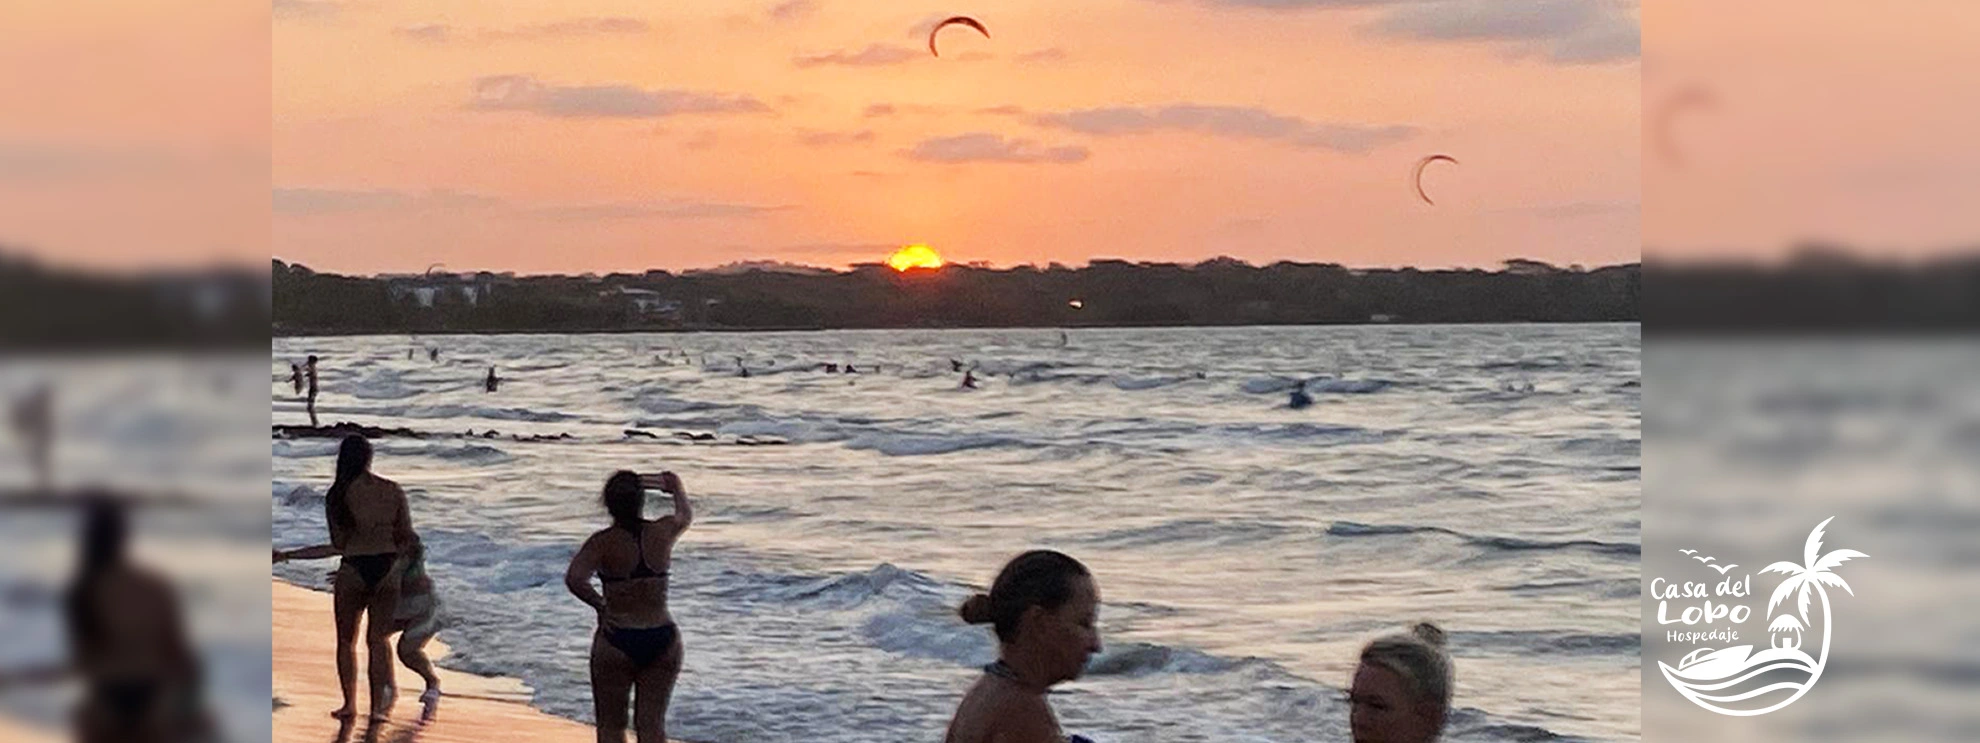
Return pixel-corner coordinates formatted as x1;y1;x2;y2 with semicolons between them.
272;0;1641;274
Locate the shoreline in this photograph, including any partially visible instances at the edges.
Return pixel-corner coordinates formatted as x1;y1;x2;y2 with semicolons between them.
271;579;684;743
271;319;1642;339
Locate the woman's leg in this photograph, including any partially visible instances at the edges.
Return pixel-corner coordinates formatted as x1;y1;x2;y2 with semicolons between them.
590;630;634;743
330;565;365;718
395;628;440;692
632;633;683;743
363;575;401;719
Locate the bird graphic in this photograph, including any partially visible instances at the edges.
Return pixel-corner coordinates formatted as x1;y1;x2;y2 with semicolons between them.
1704;563;1740;575
1692;555;1717;564
1680;549;1697;556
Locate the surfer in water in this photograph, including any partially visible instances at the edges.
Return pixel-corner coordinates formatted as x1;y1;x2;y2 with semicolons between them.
943;550;1102;743
484;366;499;393
736;356;750;379
1349;623;1452;743
428;348;440;362
1289;380;1314;410
961;370;979;390
565;471;692;743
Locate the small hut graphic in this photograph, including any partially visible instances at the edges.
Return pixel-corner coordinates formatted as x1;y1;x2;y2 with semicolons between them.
1768;613;1804;650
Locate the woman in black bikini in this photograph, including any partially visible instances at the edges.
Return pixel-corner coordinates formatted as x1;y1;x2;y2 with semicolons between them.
565;470;692;743
323;435;416;722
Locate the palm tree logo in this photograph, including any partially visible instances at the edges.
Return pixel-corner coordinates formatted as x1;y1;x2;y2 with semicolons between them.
1658;517;1868;716
1759;516;1868;641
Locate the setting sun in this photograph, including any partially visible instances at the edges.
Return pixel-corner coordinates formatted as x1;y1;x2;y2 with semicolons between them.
887;244;944;272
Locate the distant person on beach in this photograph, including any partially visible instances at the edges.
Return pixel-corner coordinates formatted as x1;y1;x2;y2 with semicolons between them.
1349;623;1453;743
12;383;53;491
305;356;320;428
1289;381;1314;410
944;550;1102;743
484;366;500;393
276;533;444;723
566;470;692;743
289;363;305;395
322;435;417;722
58;497;216;743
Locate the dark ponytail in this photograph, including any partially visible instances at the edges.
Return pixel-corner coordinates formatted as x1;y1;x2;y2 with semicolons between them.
65;495;127;647
959;550;1091;644
325;435;372;535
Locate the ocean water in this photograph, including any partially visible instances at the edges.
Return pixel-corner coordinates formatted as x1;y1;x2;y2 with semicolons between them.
1644;340;1980;742
271;325;1641;742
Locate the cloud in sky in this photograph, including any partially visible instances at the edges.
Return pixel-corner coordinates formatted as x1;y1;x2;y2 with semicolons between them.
274;187;791;220
1033;104;1417;154
902;134;1090;164
467;76;771;119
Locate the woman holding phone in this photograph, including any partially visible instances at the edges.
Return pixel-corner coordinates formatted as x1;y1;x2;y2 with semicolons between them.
565;470;692;743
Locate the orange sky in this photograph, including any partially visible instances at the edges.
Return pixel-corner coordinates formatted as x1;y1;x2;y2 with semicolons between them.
0;0;270;270
1644;0;1980;262
271;0;1639;274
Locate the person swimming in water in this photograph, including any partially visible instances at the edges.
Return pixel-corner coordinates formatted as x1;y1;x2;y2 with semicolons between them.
428;348;440;362
484;366;499;393
277;533;445;723
321;435;417;722
962;370;979;389
944;550;1102;743
1349;623;1453;743
566;470;692;743
1289;380;1314;410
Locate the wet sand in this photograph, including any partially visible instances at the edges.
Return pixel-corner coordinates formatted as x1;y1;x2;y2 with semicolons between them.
272;580;680;743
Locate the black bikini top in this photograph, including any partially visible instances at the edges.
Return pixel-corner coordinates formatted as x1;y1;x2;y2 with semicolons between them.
601;522;667;584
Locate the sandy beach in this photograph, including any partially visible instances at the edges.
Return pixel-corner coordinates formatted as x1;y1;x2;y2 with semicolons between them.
273;579;677;743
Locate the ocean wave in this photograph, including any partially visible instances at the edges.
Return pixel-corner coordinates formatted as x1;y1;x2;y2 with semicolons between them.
716;418;853;445
385;442;514;465
1110;375;1191;391
1327;521;1640;558
272;439;340;459
1079;518;1301;549
845;432;1023;457
1446;629;1641;658
339;370;424;401
1241;376;1392;395
1084;642;1248;677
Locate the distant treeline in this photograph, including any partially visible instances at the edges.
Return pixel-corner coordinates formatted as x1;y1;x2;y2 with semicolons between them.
0;252;267;350
1645;249;1980;333
272;258;1640;335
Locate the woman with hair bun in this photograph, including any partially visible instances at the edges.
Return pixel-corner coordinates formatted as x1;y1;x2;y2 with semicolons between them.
1349;622;1455;743
943;550;1102;743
